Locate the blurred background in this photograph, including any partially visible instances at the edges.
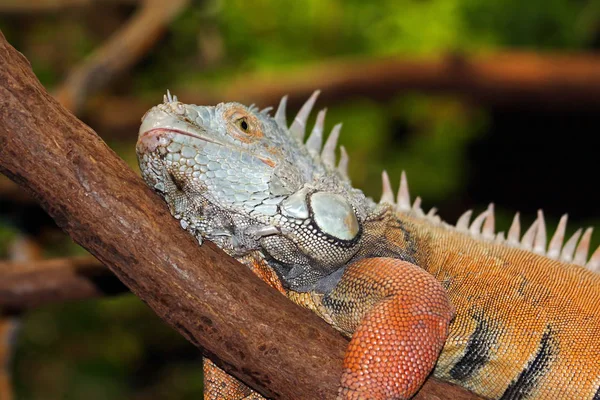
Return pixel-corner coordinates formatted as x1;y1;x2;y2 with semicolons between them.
1;0;599;399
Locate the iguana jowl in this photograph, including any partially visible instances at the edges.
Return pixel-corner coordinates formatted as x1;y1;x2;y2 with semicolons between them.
136;90;600;400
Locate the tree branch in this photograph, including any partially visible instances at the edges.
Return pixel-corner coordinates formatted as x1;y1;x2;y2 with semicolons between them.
0;176;32;203
87;51;600;134
0;32;483;399
53;0;190;113
0;29;344;399
0;256;126;313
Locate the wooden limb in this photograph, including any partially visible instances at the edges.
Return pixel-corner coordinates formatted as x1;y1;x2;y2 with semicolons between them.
0;176;32;203
0;256;126;313
53;0;189;114
214;52;600;110
0;0;189;202
0;32;483;400
0;29;344;400
87;51;600;134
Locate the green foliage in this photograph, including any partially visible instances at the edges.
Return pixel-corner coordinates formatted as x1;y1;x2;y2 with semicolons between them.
14;296;202;400
0;222;17;258
318;96;485;203
382;96;487;202
462;0;599;48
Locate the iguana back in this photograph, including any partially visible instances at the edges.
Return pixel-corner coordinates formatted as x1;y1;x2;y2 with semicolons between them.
396;211;600;399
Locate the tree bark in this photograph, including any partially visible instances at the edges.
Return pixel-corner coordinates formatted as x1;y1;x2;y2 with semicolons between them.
0;31;483;400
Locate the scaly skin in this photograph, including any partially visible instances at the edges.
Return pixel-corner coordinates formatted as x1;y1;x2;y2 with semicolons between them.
203;358;264;400
136;91;600;399
385;210;600;399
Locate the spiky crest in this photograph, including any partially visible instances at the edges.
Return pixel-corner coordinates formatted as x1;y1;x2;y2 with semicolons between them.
275;91;600;273
277;91;348;182
374;169;599;272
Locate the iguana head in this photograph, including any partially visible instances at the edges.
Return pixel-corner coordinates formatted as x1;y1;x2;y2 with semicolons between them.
137;91;380;291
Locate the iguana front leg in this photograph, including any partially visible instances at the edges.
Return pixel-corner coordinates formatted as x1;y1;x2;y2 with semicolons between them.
322;257;454;400
204;256;453;400
202;252;279;400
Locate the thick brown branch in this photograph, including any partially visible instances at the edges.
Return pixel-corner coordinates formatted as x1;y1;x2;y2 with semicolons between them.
0;29;343;399
0;256;126;313
0;32;483;399
54;0;189;113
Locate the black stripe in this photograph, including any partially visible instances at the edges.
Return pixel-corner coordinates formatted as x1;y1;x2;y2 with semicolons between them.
500;326;556;400
592;384;600;400
449;313;497;382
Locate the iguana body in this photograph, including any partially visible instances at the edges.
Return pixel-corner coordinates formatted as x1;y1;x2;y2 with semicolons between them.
136;91;600;399
400;211;600;398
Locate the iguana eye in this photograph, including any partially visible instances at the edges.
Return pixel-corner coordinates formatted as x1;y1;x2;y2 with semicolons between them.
224;107;263;143
237;118;249;132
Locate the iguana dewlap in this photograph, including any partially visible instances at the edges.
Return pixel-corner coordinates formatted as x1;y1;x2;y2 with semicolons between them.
136;90;600;400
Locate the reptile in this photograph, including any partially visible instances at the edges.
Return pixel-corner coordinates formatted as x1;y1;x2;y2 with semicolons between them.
136;90;600;400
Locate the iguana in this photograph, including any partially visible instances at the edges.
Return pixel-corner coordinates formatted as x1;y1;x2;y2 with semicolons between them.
136;90;600;400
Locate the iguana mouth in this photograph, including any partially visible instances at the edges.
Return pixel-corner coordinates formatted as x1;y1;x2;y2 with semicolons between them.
139;126;277;170
138;127;223;152
141;127;220;144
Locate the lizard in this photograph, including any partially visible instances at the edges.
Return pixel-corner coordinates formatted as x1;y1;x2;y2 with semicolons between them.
136;90;600;400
